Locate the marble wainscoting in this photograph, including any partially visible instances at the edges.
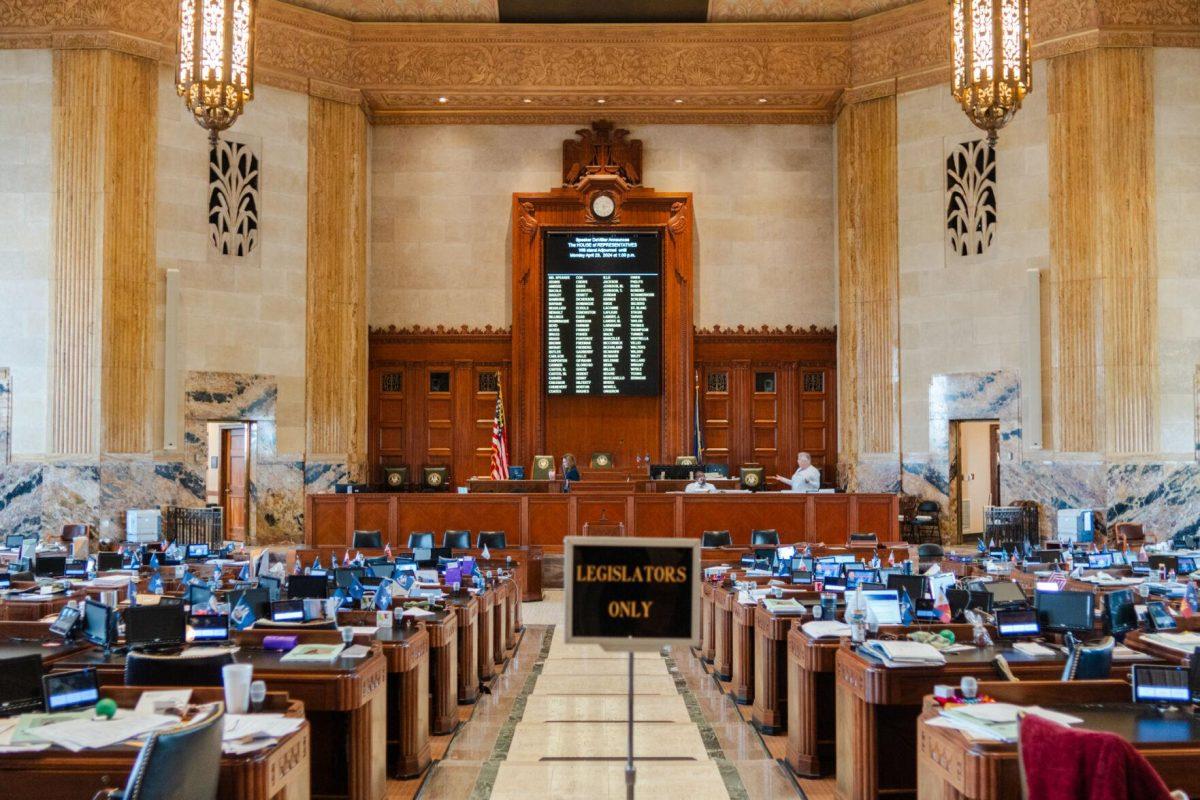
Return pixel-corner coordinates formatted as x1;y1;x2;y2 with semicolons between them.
852;459;902;494
303;461;350;494
253;460;306;545
1108;462;1200;539
1001;460;1107;539
0;462;43;536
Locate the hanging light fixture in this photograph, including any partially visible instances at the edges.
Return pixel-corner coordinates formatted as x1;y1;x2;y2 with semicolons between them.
176;0;257;145
950;0;1031;146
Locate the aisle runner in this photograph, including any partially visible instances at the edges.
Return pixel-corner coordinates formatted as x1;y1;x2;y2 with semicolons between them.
470;626;745;799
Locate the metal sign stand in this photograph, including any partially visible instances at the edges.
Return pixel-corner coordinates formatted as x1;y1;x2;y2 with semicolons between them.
626;650;636;800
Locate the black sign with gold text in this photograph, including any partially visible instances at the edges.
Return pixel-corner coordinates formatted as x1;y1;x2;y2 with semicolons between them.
564;537;700;648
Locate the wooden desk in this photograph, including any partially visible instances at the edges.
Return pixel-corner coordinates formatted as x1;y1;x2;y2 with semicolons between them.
784;623;979;779
1124;629;1199;665
445;593;480;703
731;600;756;704
699;581;716;664
50;635;389;800
491;581;506;667
751;604;794;733
835;642;1076;800
0;589;83;621
306;491;901;552
712;585;734;681
477;584;497;681
916;680;1200;799
0;686;310;800
0;623;96;664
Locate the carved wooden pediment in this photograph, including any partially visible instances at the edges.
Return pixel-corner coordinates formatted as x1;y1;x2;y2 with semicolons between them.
563;121;643;187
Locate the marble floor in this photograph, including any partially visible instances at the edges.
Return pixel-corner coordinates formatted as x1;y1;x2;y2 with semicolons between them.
415;591;804;799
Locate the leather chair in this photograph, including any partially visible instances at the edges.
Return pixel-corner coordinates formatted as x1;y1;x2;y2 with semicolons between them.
352;530;382;549
125;651;233;687
477;531;507;550
917;543;945;563
911;501;942;544
443;530;471;549
750;529;779;546
701;531;732;548
1061;636;1115;680
93;703;224;800
60;523;91;546
407;532;435;549
1113;521;1149;549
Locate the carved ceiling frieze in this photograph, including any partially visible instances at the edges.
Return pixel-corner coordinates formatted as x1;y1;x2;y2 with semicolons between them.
0;0;1195;122
707;0;918;22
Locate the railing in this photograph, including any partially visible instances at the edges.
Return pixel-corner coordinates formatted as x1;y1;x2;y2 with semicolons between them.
984;505;1039;549
162;505;224;549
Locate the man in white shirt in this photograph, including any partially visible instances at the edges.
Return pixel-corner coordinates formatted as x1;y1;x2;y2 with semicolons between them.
774;452;822;493
684;471;718;493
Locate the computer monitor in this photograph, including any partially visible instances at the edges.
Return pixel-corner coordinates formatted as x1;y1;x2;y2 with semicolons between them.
1132;665;1191;704
790;570;813;585
287;574;329;600
791;556;814;574
1087;552;1114;569
228;587;269;621
334;567;366;589
946;588;991;619
4;534;23;549
82;600;116;648
42;668;99;712
33;555;66;577
124;604;186;651
886;573;929;601
270;599;305;623
412;548;434;568
1102;589;1138;636
0;573;10;590
48;605;81;639
1031;549;1060;564
185;583;213;608
1145;601;1177;632
96;551;124;571
928;572;956;599
256;574;281;602
507;466;526;479
64;560;87;578
185;543;210;560
752;548;777;565
1148;555;1179;573
0;654;44;716
860;590;901;625
983;581;1028;607
845;568;881;590
370;563;396;580
1035;589;1094;634
821;570;847;593
995;608;1041;638
352;531;382;549
1178;556;1197;574
832;555;857;565
188;612;230;642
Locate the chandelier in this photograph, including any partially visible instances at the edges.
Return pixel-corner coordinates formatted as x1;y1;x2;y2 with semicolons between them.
950;0;1031;146
176;0;257;145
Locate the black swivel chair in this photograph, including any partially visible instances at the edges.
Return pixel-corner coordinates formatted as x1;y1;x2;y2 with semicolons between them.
701;531;732;548
92;703;224;800
1061;636;1115;680
750;530;779;546
125;651;233;687
408;532;435;549
477;531;507;550
352;530;382;549
917;543;945;563
443;530;471;550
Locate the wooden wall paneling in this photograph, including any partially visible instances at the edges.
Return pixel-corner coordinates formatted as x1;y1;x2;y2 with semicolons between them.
526;496;571;547
353;495;392;537
50;50;106;456
836;97;898;461
451;359;475;481
702;365;732;468
306;95;368;477
1049;51;1103;453
100;51;157;454
632;495;676;537
424;365;454;475
574;497;630;535
369;366;408;483
775;365;798;480
751;367;779;468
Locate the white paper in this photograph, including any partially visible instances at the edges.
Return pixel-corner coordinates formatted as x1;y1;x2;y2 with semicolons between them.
400;607;435;619
223;714;303;742
31;712;177;752
134;690;192;716
1013;642;1056;657
801;620;851;639
925;715;1008;741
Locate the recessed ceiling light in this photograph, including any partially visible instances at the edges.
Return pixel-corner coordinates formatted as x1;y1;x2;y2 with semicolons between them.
523;98;532;104
597;98;606;104
437;96;448;104
758;97;768;103
674;98;684;104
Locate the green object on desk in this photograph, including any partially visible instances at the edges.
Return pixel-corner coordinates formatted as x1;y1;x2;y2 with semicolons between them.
940;629;955;644
95;698;118;719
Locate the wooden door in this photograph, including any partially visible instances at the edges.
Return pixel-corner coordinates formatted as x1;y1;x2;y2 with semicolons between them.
989;423;1001;505
220;425;249;542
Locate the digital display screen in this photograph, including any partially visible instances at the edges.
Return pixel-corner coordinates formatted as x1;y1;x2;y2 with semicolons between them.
43;669;98;712
189;612;230;641
996;608;1040;637
1133;665;1191;703
544;231;661;396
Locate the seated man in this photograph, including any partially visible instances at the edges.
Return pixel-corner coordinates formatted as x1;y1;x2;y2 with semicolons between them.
684;471;718;493
774;451;821;493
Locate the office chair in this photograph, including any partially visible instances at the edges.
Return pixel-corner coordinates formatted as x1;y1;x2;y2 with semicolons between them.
917;543;945;562
750;530;779;546
477;531;507;550
1061;636;1114;680
352;530;383;549
125;651;233;687
911;501;942;544
443;530;471;550
92;703;224;800
701;531;732;548
407;532;435;549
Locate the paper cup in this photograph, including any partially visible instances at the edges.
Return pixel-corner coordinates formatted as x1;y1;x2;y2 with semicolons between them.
222;663;253;714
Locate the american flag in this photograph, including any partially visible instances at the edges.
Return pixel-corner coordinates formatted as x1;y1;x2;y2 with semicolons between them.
490;375;510;480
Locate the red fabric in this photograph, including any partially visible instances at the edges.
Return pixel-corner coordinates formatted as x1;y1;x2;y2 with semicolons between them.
1019;713;1174;800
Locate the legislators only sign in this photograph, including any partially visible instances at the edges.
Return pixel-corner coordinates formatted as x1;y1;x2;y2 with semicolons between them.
564;536;700;651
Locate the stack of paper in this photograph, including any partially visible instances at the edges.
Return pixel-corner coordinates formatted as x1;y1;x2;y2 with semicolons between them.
801;620;851;639
861;640;946;667
762;598;806;615
222;714;304;754
937;703;1082;742
24;711;177;752
280;644;345;663
1144;631;1200;653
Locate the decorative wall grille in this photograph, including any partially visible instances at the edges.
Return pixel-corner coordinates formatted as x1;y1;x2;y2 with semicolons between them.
945;139;996;257
209;138;260;257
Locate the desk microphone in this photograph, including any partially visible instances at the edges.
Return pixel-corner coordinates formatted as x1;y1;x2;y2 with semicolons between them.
960;676;978;700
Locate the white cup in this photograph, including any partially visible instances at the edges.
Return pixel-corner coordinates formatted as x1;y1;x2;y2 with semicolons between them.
222;663;253;714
